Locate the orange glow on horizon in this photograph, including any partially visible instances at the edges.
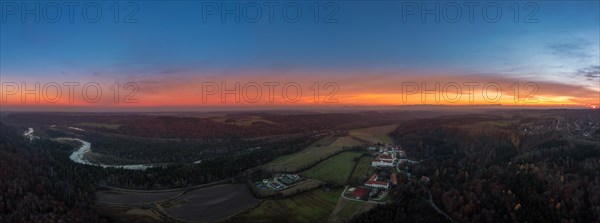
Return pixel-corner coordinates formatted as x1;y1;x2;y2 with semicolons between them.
1;91;597;109
1;72;598;110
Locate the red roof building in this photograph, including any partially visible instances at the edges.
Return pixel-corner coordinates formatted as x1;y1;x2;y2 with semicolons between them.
350;187;370;200
364;174;390;189
368;173;378;181
391;173;398;185
376;154;394;161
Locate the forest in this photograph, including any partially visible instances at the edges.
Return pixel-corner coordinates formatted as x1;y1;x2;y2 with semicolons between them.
4;111;440;139
2;110;599;222
0;119;319;221
354;111;600;223
0;123;105;222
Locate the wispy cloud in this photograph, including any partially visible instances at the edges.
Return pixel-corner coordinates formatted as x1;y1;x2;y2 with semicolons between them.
547;38;593;60
576;65;600;80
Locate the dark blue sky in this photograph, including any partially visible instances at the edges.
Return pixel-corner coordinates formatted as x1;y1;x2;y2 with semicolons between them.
1;1;599;103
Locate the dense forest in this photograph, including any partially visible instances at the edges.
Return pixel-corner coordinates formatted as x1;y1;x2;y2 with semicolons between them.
0;124;105;222
354;111;600;223
44;126;313;164
0;123;322;222
4;111;438;139
27;133;316;190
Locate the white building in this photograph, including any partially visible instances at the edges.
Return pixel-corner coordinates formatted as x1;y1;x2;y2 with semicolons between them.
371;159;394;167
371;154;395;167
365;181;390;189
364;174;390;189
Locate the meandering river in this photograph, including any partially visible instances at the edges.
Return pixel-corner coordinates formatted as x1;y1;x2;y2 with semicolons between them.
26;128;154;170
59;137;154;170
23;128;36;141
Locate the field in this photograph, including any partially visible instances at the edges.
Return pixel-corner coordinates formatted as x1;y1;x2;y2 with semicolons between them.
233;189;342;223
337;201;362;219
301;152;363;185
349;156;374;183
278;180;322;196
329;199;377;222
96;184;258;222
349;125;398;144
267;136;364;171
161;184;258;222
96;190;181;205
255;180;322;197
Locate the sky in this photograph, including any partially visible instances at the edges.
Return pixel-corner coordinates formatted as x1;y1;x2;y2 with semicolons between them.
1;1;599;111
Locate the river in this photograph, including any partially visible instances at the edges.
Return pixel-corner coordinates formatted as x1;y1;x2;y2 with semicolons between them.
26;128;154;170
59;137;154;170
23;127;36;141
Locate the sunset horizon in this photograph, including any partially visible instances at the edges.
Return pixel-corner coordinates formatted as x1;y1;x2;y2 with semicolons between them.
2;1;598;111
1;1;599;223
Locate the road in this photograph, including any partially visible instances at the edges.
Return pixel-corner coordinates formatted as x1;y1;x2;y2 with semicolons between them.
424;185;456;223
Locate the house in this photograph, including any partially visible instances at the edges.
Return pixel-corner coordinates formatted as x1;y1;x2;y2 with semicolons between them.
365;180;390;189
391;173;398;185
364;174;390;189
376;154;394;161
350;187;370;200
371;153;396;167
277;174;301;186
371;159;394;167
269;181;284;190
367;173;377;181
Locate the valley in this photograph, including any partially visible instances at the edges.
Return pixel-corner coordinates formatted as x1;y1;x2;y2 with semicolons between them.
1;109;599;222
